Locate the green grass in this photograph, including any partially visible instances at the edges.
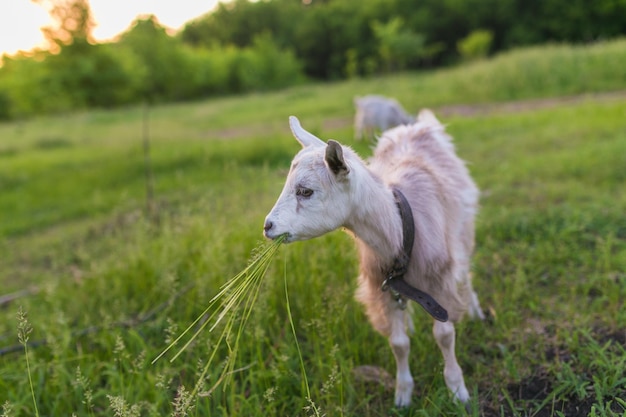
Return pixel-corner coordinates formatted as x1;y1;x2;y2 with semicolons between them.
1;39;626;416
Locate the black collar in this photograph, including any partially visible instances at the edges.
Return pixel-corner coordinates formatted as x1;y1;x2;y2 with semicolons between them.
382;188;449;322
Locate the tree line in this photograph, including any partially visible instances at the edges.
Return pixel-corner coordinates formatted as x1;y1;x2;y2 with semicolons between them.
1;0;625;120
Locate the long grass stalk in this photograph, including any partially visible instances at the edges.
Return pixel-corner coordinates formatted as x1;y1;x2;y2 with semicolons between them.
17;306;39;417
284;260;310;399
152;236;285;365
152;235;286;401
283;258;322;416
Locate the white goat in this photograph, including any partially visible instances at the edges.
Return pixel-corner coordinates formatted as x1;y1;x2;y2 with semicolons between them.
263;111;484;407
353;95;414;141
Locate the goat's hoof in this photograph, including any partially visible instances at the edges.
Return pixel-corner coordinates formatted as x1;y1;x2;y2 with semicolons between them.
394;383;414;408
454;386;470;405
394;396;411;408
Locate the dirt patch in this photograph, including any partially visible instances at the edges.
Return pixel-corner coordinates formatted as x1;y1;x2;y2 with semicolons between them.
437;90;626;118
481;326;626;417
481;372;625;417
597;328;626;347
352;365;395;392
488;372;596;417
207;90;626;140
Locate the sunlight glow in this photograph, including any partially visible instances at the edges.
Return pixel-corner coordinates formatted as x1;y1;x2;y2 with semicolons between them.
0;2;52;55
1;0;220;56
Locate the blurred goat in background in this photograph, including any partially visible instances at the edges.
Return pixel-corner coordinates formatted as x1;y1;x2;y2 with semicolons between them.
353;95;414;141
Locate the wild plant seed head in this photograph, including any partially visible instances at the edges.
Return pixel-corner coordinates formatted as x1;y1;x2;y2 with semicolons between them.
17;306;32;346
172;385;194;417
113;334;129;363
75;371;94;411
2;401;13;417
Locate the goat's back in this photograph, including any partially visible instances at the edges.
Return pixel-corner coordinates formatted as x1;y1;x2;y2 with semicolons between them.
370;115;477;212
366;113;479;321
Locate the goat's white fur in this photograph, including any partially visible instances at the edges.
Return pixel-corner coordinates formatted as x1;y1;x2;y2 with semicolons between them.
264;111;484;407
353;95;414;141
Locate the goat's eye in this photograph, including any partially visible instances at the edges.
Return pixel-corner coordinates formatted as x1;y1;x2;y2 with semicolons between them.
296;187;313;198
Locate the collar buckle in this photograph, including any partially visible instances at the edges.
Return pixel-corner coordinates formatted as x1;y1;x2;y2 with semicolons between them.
382;276;407;310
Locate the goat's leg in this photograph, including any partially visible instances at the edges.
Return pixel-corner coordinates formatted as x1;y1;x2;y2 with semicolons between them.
468;289;485;320
466;273;485;320
354;115;363;140
457;263;485;320
389;308;414;407
405;304;415;335
432;320;470;403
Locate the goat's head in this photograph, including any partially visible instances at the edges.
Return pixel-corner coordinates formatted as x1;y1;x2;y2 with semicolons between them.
264;116;352;243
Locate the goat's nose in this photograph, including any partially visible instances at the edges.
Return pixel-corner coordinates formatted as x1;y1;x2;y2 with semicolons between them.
263;220;274;232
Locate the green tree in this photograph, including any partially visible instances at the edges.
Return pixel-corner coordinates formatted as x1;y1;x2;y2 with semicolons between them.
28;0;139;110
45;43;143;107
237;33;303;91
293;0;365;79
119;16;195;101
372;17;426;72
457;29;493;61
181;0;299;49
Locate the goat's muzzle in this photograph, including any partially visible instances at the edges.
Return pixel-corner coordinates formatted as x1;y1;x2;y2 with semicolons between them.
263;220;274;233
263;220;284;240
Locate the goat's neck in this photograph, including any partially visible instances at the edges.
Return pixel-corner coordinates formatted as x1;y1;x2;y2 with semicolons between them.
343;171;404;262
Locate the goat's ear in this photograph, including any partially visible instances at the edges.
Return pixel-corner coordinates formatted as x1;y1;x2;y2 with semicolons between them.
289;116;325;148
325;140;350;177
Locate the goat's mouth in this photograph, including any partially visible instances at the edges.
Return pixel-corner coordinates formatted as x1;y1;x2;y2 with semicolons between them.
264;231;291;243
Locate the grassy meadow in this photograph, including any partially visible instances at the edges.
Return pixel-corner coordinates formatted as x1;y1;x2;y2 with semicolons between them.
1;40;626;416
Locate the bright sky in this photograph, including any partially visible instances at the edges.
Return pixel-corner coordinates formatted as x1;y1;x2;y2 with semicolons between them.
0;0;221;56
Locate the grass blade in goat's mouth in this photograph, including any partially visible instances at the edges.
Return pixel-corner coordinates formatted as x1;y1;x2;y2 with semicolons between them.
152;234;287;395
